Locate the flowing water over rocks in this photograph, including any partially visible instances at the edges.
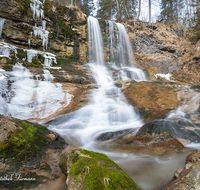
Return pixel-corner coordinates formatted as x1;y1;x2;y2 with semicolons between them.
47;17;200;190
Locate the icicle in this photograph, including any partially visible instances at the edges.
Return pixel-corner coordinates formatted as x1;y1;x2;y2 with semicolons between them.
30;0;45;20
42;20;46;30
0;18;5;38
33;24;49;50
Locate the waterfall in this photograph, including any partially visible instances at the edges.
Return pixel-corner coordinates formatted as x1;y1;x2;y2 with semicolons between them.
48;17;143;148
116;23;136;67
88;16;104;65
106;20;146;81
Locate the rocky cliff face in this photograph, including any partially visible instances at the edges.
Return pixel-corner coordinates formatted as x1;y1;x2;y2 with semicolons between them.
126;21;200;85
0;0;87;62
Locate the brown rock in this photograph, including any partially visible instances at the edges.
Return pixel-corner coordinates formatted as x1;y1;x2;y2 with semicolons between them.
0;115;19;143
0;57;9;64
47;133;58;140
164;150;200;190
123;81;179;122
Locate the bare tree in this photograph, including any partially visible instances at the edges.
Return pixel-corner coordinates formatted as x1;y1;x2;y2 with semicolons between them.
149;0;151;24
137;0;141;20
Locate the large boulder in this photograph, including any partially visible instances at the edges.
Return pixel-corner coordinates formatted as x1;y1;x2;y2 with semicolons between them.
98;119;200;155
123;81;180;122
59;147;140;190
164;150;200;190
0;115;67;189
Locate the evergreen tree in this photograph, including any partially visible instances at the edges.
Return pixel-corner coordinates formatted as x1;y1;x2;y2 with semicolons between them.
97;0;138;20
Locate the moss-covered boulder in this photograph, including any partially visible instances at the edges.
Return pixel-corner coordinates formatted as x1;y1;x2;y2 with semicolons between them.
59;147;140;190
164;150;200;190
0;115;67;190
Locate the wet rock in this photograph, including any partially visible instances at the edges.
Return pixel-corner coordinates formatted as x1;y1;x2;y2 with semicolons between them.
101;119;197;155
98;128;136;141
135;119;200;144
123;81;179;122
0;115;67;189
164;150;200;190
59;147;140;190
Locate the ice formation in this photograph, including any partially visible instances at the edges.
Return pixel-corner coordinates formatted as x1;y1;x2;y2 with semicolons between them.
0;63;73;120
30;0;45;20
26;49;57;67
0;17;5;38
0;69;10;116
33;24;49;50
0;42;17;58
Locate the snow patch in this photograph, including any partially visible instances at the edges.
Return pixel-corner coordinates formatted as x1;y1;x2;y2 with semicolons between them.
154;73;172;81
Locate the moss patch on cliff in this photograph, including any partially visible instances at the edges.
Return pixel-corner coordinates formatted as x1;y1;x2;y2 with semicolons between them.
60;148;140;190
18;0;31;17
43;1;77;39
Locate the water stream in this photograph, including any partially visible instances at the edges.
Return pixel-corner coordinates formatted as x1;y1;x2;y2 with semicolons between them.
47;16;200;190
48;16;144;148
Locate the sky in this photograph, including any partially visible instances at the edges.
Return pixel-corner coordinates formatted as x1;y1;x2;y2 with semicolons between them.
93;0;161;23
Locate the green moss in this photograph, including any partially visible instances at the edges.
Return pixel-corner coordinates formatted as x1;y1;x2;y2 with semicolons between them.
32;57;42;65
18;0;31;17
2;64;13;71
68;149;139;190
17;49;27;60
43;1;77;39
0;120;50;164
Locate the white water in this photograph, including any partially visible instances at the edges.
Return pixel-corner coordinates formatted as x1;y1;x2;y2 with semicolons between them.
116;23;136;67
107;20;146;81
0;17;5;38
48;17;144;148
88;16;104;65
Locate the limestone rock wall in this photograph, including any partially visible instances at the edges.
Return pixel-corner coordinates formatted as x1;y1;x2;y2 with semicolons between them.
0;0;87;62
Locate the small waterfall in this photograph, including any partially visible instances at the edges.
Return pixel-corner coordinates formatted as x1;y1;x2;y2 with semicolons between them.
0;18;5;38
116;23;136;67
106;20;146;81
88;16;104;65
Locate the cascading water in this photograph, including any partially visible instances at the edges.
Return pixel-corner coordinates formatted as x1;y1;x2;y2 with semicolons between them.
48;16;144;149
88;16;104;65
106;20;146;81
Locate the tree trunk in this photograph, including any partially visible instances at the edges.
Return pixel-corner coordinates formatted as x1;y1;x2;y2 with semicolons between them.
137;0;141;20
149;0;151;24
